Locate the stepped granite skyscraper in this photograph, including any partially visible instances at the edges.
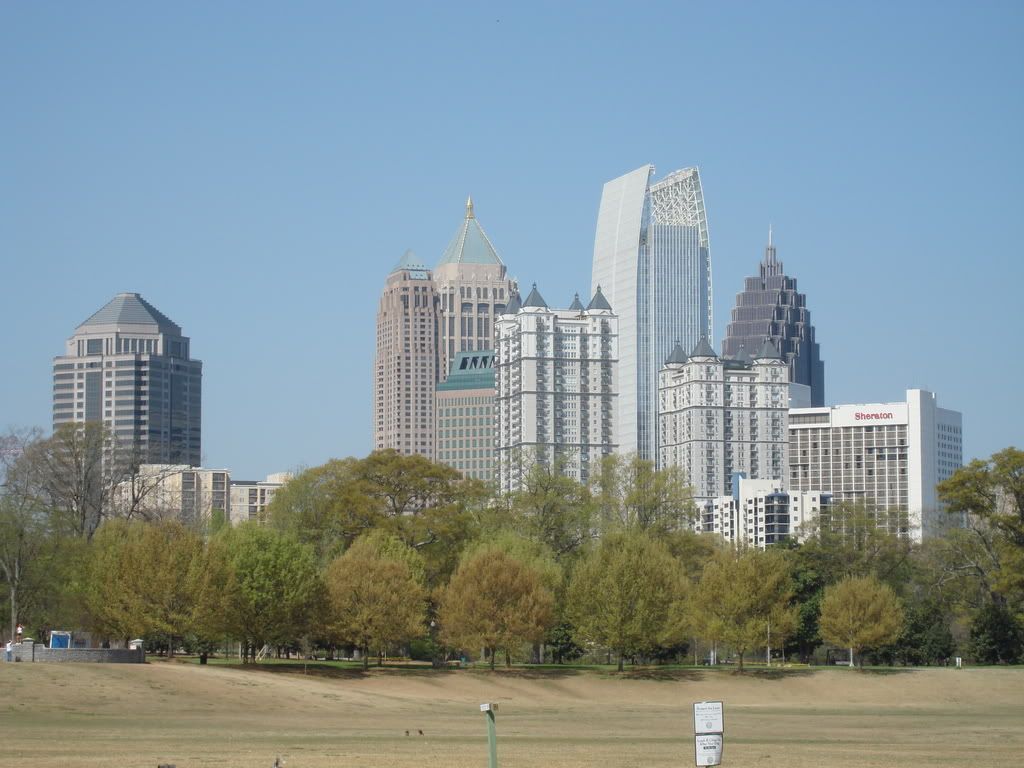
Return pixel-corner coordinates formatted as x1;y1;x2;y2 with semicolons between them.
53;292;202;465
592;165;712;461
722;231;825;406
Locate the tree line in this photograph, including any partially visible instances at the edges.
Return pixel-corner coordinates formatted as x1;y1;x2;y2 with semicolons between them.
2;425;1023;669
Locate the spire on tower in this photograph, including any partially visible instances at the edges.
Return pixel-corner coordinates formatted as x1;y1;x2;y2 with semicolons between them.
466;195;475;219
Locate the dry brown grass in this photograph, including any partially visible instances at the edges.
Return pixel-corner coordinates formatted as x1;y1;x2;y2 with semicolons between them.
1;660;1022;767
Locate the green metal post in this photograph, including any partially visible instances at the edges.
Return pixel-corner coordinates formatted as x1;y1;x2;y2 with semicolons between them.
485;708;498;768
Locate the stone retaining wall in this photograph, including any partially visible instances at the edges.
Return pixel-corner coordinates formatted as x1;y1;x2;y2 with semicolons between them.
4;641;144;663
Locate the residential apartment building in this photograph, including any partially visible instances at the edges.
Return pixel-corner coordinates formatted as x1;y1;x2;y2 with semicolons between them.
53;292;202;465
495;285;618;492
229;473;291;525
373;250;440;458
114;464;229;526
788;389;963;541
435;350;496;482
658;338;790;509
592;165;712;460
706;476;831;549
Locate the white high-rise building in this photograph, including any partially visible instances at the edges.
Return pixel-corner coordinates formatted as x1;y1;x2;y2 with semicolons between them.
658;338;790;510
707;477;831;550
788;389;963;541
592;165;711;460
495;285;618;492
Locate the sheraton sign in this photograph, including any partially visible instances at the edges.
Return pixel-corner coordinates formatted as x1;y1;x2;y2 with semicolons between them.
829;403;909;429
855;411;895;421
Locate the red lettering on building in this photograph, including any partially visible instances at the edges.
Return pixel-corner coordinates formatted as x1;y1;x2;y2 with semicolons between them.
855;412;894;421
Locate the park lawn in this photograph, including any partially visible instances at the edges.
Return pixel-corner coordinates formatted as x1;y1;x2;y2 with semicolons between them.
1;660;1022;767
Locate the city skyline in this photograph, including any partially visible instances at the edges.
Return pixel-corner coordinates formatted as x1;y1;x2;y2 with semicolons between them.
3;4;1022;479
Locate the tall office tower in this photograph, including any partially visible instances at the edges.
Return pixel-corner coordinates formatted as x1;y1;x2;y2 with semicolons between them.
722;232;825;406
433;197;518;381
373;250;440;458
789;389;963;542
495;285;618;492
53;292;202;465
435;350;497;481
592;165;711;461
658;338;790;510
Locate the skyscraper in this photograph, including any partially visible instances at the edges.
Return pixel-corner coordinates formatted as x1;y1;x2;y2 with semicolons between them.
722;232;825;406
435;350;496;481
433;197;517;382
657;338;789;510
53;292;202;465
373;250;440;457
592;165;711;461
495;285;618;492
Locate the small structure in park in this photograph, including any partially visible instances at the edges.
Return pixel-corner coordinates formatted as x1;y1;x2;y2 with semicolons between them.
2;631;144;664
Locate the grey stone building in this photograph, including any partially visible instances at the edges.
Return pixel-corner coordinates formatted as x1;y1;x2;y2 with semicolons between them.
722;232;825;406
53;292;202;466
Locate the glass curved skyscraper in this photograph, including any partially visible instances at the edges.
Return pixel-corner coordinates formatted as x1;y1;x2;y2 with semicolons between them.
591;165;712;460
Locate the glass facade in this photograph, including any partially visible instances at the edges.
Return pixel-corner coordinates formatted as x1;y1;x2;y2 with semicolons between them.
593;166;711;461
723;238;825;406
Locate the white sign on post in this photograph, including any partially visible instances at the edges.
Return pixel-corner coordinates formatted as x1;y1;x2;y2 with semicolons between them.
693;701;724;734
695;733;724;766
693;701;724;766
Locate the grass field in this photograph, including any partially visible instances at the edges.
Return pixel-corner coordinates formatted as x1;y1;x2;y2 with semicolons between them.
1;659;1022;767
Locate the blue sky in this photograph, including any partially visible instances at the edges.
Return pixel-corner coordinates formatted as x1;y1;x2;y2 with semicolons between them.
2;2;1022;479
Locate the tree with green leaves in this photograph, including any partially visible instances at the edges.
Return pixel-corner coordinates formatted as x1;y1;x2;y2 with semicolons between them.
439;547;554;669
83;519;206;653
267;458;376;564
692;548;793;672
567;530;685;671
507;459;595;559
209;523;323;662
324;531;427;668
590;454;697;536
819;574;904;667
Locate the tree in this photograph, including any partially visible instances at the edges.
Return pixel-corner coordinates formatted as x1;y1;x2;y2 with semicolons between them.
267;458;377;564
12;422;179;540
439;548;554;669
0;429;54;643
590;455;697;536
82;519;205;653
819;574;904;667
692;549;793;672
507;460;595;559
937;448;1024;619
567;531;685;671
210;523;323;662
324;533;427;669
969;601;1023;664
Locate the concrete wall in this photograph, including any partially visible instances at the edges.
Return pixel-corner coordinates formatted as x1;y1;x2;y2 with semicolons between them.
4;641;144;664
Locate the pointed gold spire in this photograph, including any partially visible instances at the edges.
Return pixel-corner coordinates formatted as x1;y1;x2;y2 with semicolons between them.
466;195;475;219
